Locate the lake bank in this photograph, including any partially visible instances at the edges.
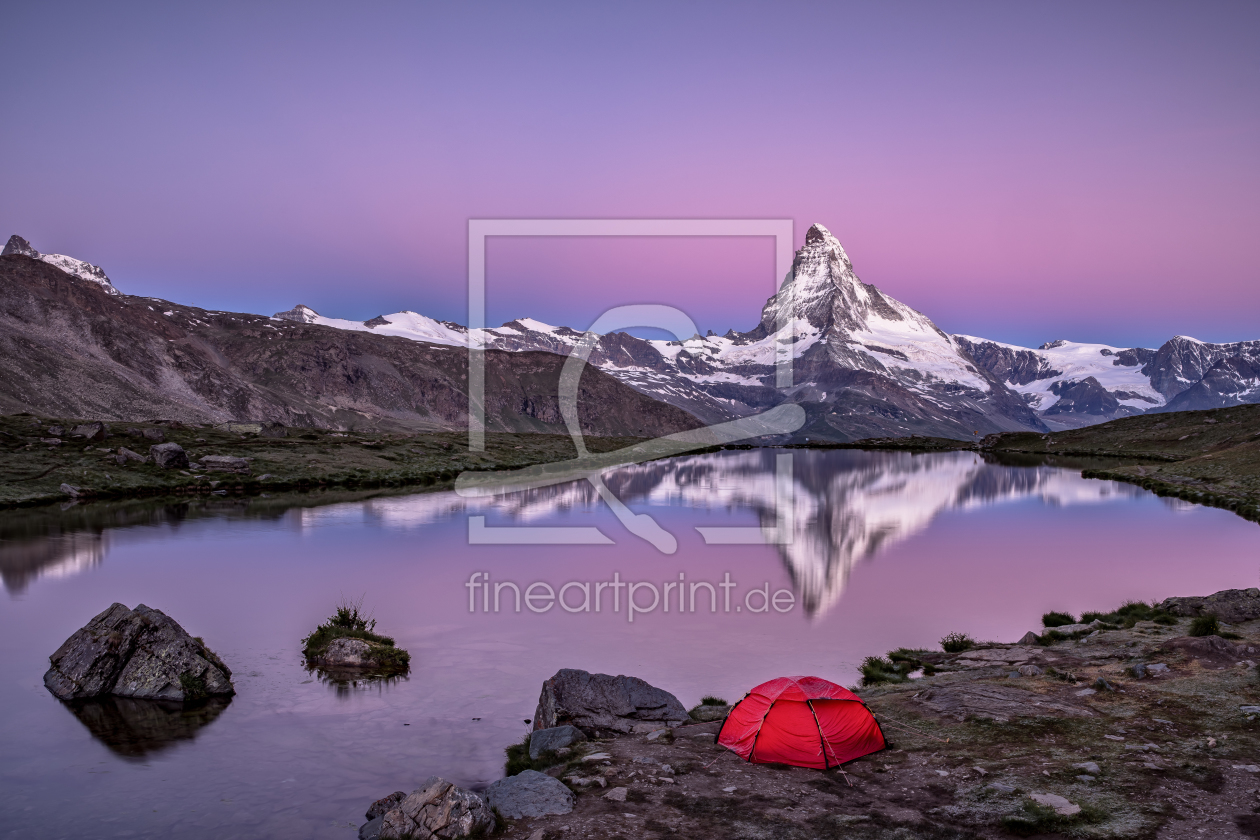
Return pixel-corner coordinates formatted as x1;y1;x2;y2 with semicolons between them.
456;590;1260;840
4;405;1258;528
0;412;653;509
830;403;1260;525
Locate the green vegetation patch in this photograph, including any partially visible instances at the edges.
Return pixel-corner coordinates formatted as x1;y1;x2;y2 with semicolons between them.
178;672;208;701
301;599;410;672
1038;600;1180;644
0;412;657;510
861;651;937;686
503;733;581;778
1000;799;1110;837
940;632;975;653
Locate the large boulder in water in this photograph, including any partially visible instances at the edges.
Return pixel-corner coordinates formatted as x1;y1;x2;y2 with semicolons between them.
375;776;494;839
44;603;233;701
533;668;689;735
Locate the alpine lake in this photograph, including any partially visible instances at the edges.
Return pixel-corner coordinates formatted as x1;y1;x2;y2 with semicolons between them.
2;447;1258;839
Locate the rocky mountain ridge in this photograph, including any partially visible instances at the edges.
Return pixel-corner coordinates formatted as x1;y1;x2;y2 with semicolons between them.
6;230;1256;441
280;225;1049;440
957;334;1260;429
2;235;119;296
0;251;701;437
275;224;1258;439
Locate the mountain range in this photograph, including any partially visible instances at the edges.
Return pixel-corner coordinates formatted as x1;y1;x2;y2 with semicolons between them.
0;237;700;438
3;228;1257;440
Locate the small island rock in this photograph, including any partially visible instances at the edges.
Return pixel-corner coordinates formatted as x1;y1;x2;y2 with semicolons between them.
312;637;378;667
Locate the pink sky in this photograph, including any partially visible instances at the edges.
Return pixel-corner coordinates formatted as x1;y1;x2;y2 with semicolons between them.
1;2;1257;347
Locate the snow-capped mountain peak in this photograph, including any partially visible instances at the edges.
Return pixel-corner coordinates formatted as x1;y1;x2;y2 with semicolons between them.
273;304;321;323
267;223;1048;439
757;223;993;395
2;235;121;296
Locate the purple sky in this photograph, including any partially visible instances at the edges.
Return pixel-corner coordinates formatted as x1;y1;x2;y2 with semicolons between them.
2;1;1257;348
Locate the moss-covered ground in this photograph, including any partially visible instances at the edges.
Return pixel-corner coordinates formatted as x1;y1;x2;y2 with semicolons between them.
0;412;653;509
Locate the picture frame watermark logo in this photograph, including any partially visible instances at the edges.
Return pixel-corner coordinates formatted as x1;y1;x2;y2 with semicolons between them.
455;219;805;553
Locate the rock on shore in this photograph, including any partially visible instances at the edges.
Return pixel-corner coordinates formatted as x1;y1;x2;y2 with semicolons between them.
533;668;689;735
1158;587;1260;623
149;442;189;469
529;724;586;759
482;769;576;818
370;777;494;840
44;603;233;702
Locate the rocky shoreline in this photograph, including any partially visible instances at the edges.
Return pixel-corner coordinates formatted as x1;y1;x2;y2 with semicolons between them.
358;588;1260;839
5;405;1258;531
0;413;654;509
836;403;1260;525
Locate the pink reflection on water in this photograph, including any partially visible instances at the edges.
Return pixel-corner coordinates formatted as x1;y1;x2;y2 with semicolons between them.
1;456;1258;837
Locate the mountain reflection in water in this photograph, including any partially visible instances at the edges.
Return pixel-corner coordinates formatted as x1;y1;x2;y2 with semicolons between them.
311;450;1147;616
2;450;1145;616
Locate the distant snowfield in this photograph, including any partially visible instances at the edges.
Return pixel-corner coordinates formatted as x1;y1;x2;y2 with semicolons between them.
284;307;471;346
955;335;1167;411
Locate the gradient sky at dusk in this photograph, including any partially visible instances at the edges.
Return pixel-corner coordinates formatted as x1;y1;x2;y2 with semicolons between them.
1;1;1257;348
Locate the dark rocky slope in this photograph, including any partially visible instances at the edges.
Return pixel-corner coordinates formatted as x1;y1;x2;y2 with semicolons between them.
0;255;701;436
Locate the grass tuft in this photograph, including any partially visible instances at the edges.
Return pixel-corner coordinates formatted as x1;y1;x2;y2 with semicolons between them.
1080;600;1179;628
1041;611;1075;627
940;632;975;653
860;653;935;686
699;695;728;706
302;597;410;671
179;672;208;701
1188;614;1220;637
504;733;573;777
1000;800;1108;836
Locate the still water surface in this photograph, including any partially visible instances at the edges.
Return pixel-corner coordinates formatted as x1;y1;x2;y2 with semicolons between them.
1;449;1258;838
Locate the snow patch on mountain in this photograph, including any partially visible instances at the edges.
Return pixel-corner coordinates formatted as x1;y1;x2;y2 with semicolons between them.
648;318;820;367
274;304;471;346
955;335;1164;411
2;235;121;296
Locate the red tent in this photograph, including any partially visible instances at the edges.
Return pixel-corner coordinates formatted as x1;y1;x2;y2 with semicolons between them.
717;676;886;769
